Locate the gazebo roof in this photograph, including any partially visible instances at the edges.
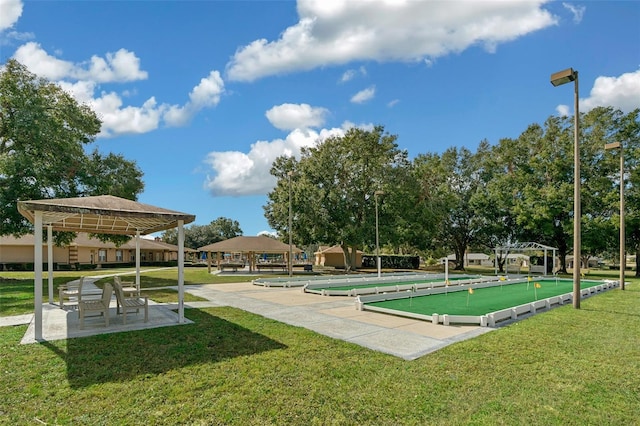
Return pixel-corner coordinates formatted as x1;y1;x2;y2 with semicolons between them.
198;235;302;253
18;195;195;235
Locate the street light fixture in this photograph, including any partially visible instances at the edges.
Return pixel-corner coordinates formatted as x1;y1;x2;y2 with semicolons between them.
288;171;293;278
550;67;581;309
605;141;625;290
374;190;384;278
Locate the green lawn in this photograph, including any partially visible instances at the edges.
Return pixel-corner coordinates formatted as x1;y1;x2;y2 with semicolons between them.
1;268;638;424
0;267;275;316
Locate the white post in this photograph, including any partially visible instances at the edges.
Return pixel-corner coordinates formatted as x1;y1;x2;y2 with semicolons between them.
443;258;449;283
178;220;185;323
47;225;54;304
34;211;43;341
135;231;141;294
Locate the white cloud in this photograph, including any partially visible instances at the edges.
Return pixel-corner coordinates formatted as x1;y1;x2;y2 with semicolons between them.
13;42;148;82
0;29;34;46
12;41;224;137
340;66;367;83
164;71;225;127
581;69;640;113
92;94;165;137
555;104;570;117
265;103;329;131
0;0;22;31
387;99;399;108
203;124;351;196
83;49;148;82
562;2;585;24
226;0;557;82
555;69;640;116
351;86;375;104
13;42;74;80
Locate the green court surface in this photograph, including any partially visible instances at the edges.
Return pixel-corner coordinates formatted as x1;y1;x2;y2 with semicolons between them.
366;278;603;316
320;275;480;291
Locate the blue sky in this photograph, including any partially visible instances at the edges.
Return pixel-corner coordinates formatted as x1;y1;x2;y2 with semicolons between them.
1;0;639;238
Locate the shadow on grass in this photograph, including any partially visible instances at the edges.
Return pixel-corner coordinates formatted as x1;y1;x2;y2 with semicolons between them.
51;309;287;389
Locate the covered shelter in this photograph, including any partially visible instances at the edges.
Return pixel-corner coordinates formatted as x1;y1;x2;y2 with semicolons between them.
494;242;558;276
17;195;195;341
198;235;302;273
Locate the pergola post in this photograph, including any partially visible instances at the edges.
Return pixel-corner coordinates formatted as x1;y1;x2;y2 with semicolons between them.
47;224;54;304
135;231;141;293
178;220;185;323
34;211;43;341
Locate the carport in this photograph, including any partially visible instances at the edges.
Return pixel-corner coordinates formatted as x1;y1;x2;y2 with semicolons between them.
17;195;195;341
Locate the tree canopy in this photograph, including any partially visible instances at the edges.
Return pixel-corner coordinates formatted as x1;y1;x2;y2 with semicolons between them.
0;59;144;243
161;217;243;249
263;108;639;274
264;126;410;270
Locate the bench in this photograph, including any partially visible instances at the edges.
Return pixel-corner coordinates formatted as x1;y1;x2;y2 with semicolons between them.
220;263;245;272
256;263;287;271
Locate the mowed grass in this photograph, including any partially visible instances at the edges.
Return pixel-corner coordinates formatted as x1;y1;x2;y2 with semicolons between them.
0;267;279;315
0;271;639;424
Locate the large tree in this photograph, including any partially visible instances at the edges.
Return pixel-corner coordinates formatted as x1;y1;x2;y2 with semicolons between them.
0;59;144;242
264;126;409;271
162;217;243;248
413;144;491;270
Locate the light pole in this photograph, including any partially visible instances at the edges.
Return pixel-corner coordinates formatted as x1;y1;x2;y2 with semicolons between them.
374;190;384;278
605;141;625;290
551;67;581;309
288;171;293;277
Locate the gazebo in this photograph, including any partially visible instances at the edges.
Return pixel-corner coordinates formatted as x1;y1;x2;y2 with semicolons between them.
17;195;195;341
494;242;558;276
198;235;302;273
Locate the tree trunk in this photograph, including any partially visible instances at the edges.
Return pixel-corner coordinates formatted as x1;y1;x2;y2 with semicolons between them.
636;247;640;278
340;243;354;272
454;245;466;271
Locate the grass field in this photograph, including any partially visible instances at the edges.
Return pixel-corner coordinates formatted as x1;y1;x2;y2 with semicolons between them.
0;267;268;316
1;268;639;424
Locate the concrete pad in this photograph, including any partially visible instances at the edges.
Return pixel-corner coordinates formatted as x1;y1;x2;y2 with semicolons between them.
0;313;33;327
178;282;497;360
346;328;446;360
20;302;193;344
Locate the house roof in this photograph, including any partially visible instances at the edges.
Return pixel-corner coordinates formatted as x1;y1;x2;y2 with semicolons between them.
17;195;195;236
0;233;195;252
315;244;363;254
198;235;302;253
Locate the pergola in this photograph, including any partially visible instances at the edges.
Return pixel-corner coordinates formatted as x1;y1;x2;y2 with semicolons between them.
494;242;558;276
198;235;302;273
17;195;195;341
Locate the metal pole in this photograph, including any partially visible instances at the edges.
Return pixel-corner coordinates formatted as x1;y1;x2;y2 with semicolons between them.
572;72;581;309
620;144;625;290
375;193;380;278
34;211;43;341
178;220;185;323
288;171;293;277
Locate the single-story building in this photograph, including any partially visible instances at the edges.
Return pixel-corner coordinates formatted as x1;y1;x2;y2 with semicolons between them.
314;245;363;269
0;233;195;270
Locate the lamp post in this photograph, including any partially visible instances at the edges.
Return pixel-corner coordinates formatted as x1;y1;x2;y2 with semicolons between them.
550;67;581;309
374;190;384;278
288;171;293;277
605;141;625;290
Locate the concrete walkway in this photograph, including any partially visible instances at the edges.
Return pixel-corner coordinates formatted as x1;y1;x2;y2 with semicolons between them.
173;282;494;360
